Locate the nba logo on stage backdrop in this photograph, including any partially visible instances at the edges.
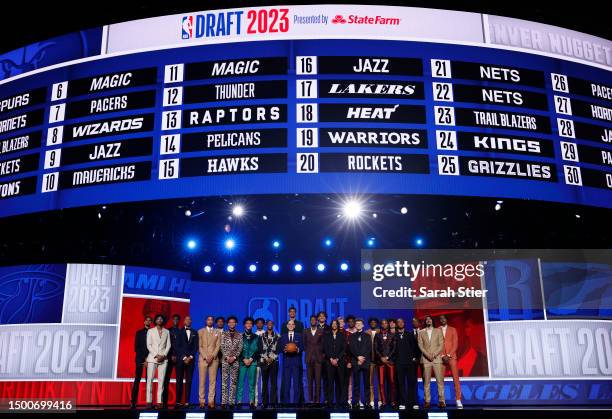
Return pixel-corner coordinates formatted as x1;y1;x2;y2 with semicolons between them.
181;16;193;39
248;297;281;324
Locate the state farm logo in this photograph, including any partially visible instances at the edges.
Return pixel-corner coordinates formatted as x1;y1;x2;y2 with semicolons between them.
332;14;400;25
332;15;347;24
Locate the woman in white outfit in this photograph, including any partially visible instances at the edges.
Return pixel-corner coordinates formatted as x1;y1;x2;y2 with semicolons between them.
146;314;171;408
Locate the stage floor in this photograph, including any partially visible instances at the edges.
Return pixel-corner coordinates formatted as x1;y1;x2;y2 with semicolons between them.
3;405;610;419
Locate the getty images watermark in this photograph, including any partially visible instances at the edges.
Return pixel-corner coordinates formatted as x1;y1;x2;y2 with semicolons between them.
361;249;491;310
361;248;612;310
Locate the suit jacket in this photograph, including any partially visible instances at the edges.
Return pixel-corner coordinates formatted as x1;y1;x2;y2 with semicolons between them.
176;327;198;361
348;331;372;366
134;328;149;363
366;329;380;362
146;327;171;364
220;330;243;361
198;327;221;363
418;327;444;364
303;327;325;363
323;331;346;364
317;323;331;334
258;332;280;365
168;326;180;357
240;332;260;366
374;331;397;363
440;325;458;358
279;332;303;366
394;329;420;365
281;319;304;335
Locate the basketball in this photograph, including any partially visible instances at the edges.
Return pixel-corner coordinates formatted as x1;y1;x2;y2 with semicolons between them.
285;342;298;353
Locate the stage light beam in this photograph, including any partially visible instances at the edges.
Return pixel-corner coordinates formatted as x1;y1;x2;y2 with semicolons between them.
271;264;280;272
226;265;235;273
186;239;197;250
317;263;326;272
342;199;363;219
224;238;236;250
232;205;245;217
294;263;303;272
340;262;349;272
249;264;257;272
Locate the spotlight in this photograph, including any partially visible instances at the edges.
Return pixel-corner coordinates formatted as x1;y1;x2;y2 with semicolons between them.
372;213;378;218
366;237;375;247
294;263;303;272
248;264;257;273
342;199;363;219
232;205;244;217
186;239;197;250
494;203;501;211
184;209;192;217
203;265;212;273
317;263;326;272
324;238;333;247
340;262;349;272
224;238;236;250
272;240;281;249
226;265;235;273
271;264;280;272
400;207;408;214
415;237;424;247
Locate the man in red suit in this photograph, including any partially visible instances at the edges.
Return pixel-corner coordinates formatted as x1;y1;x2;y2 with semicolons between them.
438;315;463;409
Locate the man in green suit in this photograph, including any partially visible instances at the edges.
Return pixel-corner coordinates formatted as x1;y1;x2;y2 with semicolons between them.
237;317;260;408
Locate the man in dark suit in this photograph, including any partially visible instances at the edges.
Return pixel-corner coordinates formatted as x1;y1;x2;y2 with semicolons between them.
176;315;198;408
130;315;152;408
279;320;303;405
303;315;325;405
349;318;371;409
317;311;331;333
281;306;304;334
395;318;421;410
162;314;181;405
280;306;305;404
323;319;346;407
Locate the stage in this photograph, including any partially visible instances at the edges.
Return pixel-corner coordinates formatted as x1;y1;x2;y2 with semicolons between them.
2;406;610;419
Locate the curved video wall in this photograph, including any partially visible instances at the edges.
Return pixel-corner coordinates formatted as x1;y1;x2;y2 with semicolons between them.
0;5;610;219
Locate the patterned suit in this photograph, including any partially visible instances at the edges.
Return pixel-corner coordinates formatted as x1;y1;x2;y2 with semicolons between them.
220;330;243;405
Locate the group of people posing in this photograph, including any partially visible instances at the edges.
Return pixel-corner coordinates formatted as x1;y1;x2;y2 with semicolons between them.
131;307;463;410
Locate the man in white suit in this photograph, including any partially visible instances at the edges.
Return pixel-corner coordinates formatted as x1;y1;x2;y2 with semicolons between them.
147;314;171;408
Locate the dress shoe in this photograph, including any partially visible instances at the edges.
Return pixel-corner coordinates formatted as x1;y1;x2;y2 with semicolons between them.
221;404;227;409
208;402;216;409
199;403;206;409
438;401;446;408
424;402;430;409
456;400;463;409
145;403;153;410
174;403;181;409
129;402;136;409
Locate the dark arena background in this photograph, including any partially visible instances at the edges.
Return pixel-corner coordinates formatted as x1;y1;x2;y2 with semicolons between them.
0;1;610;419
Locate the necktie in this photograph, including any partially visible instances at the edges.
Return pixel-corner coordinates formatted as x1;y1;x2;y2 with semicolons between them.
290;333;293;342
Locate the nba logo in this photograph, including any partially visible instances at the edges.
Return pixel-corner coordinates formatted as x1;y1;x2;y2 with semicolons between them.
181;16;193;39
248;297;281;325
